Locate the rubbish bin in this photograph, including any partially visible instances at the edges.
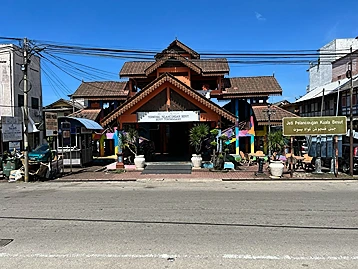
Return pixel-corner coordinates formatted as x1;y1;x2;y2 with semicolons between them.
2;157;21;178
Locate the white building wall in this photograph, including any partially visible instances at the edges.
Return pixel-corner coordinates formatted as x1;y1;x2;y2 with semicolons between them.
0;45;14;118
308;38;358;92
0;44;43;148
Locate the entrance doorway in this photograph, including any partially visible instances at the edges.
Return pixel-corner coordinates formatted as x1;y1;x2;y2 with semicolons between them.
149;122;190;161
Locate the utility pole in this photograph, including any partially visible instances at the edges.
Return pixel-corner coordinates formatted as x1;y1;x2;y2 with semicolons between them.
349;47;354;176
22;38;29;182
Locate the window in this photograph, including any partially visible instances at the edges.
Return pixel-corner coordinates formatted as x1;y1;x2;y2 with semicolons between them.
31;97;39;109
18;94;24;107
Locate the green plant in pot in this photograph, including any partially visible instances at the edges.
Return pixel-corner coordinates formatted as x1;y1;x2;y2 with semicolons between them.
119;128;145;170
267;130;287;177
267;130;288;160
189;124;209;168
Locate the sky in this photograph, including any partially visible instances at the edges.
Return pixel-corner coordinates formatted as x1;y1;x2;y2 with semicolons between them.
2;0;358;106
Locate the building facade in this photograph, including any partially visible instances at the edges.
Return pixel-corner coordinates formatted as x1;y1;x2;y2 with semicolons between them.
0;44;43;150
308;38;358;92
95;40;293;160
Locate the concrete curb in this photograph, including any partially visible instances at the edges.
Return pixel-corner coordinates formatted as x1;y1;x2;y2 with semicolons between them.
48;177;358;183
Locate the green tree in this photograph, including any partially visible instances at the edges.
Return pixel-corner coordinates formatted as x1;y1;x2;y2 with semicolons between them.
268;130;288;158
189;124;209;155
119;128;139;156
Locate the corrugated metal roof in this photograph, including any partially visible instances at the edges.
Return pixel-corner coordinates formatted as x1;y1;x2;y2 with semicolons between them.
294;76;358;103
67;117;103;130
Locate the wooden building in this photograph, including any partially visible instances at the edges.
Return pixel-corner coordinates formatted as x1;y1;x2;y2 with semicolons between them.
97;40;286;160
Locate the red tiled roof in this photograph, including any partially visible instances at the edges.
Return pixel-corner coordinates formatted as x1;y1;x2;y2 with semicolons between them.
223;76;282;95
72;81;129;97
252;105;298;126
69;108;101;121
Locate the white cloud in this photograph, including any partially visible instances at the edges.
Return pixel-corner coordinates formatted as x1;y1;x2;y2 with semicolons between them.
255;12;266;21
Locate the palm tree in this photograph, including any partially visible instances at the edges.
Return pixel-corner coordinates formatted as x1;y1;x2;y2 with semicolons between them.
189;124;209;155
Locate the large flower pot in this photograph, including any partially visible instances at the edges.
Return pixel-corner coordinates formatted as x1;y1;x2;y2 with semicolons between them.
134;155;145;170
191;154;202;169
269;160;284;177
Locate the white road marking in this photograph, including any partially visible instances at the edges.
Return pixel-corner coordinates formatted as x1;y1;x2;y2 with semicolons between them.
223;254;358;260
0;253;357;260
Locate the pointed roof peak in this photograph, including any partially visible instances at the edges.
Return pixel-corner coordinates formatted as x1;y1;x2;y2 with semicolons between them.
156;39;200;59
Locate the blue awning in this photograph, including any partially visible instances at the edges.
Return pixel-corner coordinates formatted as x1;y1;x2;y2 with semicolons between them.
67;117;103;130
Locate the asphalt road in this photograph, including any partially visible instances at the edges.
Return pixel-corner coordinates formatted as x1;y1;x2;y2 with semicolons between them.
0;180;357;268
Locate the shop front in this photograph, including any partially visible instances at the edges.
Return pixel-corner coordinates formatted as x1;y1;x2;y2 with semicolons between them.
57;117;103;166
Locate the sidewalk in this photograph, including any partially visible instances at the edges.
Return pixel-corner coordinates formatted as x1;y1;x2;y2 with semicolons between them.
55;163;355;182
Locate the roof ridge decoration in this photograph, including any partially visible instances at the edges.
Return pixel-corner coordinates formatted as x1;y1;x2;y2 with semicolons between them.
101;72;237;126
156;39;200;59
145;53;202;76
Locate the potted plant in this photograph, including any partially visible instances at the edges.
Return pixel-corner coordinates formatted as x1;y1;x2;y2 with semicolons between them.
119;128;145;170
267;130;288;177
189;124;209;168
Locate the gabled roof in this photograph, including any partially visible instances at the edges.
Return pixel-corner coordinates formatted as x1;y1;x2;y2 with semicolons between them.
72;81;129;98
101;73;237;126
252;105;298;126
193;58;229;74
211;76;282;98
68;108;101;121
156;39;200;59
120;61;154;77
44;98;84;110
144;53;202;75
120;58;229;77
225;76;282;95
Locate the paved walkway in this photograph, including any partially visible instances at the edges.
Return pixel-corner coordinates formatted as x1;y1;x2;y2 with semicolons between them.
55;163;354;182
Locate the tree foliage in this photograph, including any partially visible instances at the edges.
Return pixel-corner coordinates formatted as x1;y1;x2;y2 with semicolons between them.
189;124;209;154
119;128;139;155
268;130;288;156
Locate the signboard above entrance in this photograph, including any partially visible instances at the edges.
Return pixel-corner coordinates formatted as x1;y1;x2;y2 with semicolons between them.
282;116;347;136
137;111;200;123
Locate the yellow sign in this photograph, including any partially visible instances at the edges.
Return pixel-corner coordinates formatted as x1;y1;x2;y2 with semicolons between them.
282;116;347;136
